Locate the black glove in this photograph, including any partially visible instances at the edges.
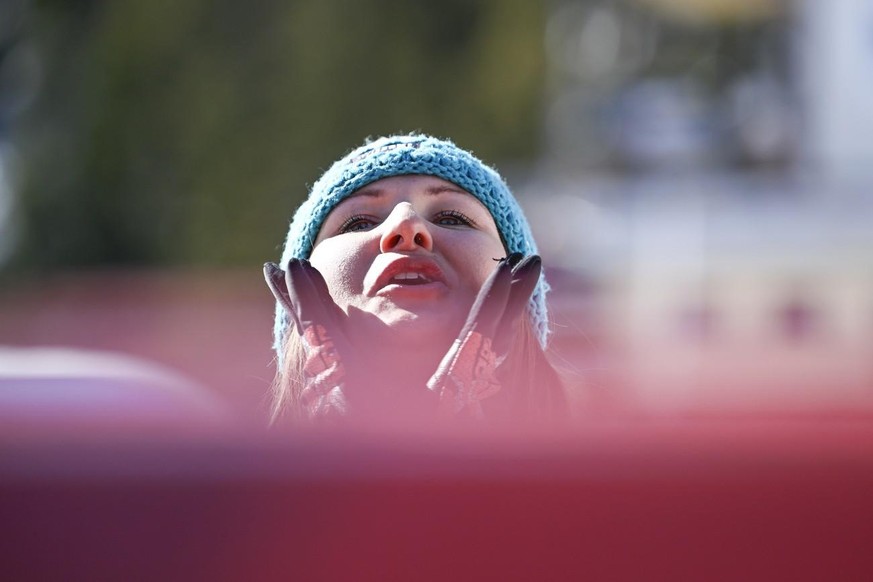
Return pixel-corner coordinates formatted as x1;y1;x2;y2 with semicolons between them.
426;253;542;418
265;259;352;420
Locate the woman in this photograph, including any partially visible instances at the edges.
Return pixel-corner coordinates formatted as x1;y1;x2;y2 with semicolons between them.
264;134;566;425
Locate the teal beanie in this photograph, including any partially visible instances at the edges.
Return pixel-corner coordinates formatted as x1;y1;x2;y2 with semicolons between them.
274;134;550;361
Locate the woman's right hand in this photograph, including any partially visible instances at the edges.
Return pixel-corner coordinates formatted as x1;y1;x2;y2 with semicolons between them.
264;260;351;420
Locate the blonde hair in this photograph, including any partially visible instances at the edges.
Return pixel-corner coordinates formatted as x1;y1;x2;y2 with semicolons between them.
270;328;307;424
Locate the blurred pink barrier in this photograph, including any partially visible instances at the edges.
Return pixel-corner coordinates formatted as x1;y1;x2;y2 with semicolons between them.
0;346;233;437
2;418;873;581
0;269;275;422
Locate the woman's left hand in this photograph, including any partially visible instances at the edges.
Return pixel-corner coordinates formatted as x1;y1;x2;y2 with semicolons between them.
426;253;541;419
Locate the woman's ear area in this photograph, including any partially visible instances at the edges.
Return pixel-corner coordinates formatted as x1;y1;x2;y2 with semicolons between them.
264;262;293;313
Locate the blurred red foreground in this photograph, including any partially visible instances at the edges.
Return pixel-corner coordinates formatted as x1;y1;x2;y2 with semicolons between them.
2;269;873;580
3;420;873;582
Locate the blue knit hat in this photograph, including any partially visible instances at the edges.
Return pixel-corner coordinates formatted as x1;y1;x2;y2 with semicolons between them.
274;134;550;361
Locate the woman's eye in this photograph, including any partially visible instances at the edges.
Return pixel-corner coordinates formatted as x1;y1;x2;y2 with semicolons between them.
338;215;378;233
433;210;474;227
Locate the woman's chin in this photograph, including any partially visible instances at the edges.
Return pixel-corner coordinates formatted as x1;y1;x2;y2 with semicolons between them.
350;308;463;349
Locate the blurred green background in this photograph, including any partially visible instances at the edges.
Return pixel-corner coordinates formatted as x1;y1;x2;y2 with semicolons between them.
5;0;547;270
2;0;787;273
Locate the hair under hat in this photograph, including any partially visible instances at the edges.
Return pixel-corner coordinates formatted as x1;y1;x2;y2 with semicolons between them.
274;134;550;361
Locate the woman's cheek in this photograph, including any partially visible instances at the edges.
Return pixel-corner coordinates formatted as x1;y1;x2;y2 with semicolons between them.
446;233;505;291
310;239;369;309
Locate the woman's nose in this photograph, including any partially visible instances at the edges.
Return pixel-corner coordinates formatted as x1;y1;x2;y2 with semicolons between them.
379;203;433;253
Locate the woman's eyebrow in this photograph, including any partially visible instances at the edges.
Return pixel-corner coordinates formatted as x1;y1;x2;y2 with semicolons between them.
425;184;468;196
349;186;385;199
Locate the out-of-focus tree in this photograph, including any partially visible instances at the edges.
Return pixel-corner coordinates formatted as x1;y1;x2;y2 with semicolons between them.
9;0;546;270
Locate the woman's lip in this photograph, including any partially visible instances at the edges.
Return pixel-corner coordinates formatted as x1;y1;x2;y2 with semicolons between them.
375;280;448;298
369;256;447;294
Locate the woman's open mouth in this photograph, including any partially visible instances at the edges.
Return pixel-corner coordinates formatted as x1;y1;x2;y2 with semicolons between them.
369;256;448;296
388;272;433;286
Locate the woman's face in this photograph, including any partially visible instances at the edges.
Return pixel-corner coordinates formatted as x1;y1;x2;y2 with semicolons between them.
309;175;506;348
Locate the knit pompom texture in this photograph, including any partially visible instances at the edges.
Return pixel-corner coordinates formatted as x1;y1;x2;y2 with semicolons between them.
274;134;550;363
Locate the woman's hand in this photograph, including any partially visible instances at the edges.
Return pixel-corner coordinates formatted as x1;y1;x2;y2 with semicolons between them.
264;259;352;420
427;253;542;419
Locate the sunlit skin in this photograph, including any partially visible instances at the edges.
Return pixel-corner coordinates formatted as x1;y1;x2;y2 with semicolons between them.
309;175;507;395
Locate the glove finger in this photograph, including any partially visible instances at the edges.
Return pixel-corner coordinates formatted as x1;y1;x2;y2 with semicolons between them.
286;259;333;329
463;257;513;339
264;262;304;334
508;255;541;314
302;259;332;298
494;255;542;353
510;253;539;278
504;252;524;268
